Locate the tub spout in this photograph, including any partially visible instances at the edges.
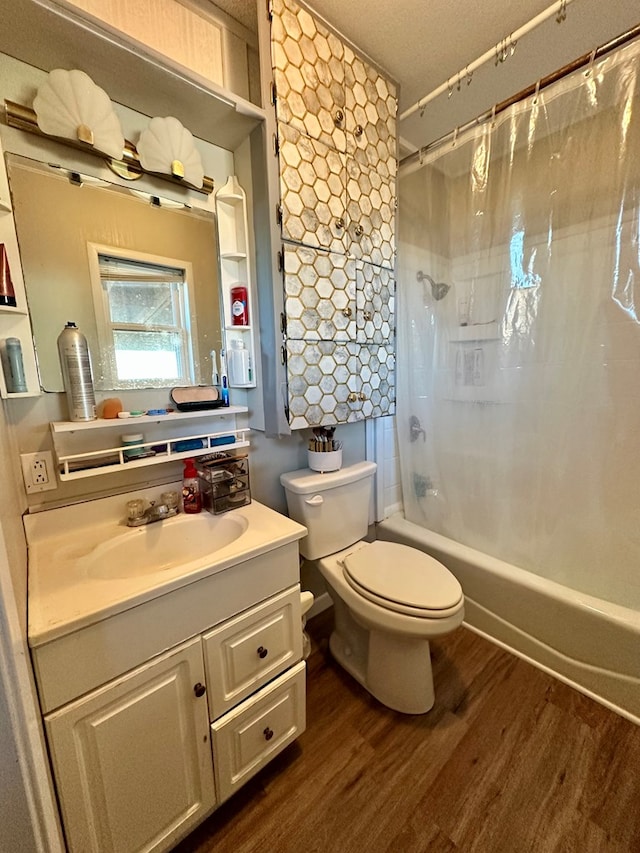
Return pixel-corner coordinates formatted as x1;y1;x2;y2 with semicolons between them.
409;415;426;442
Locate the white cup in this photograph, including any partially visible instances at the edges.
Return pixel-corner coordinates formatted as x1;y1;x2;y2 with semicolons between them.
308;449;342;472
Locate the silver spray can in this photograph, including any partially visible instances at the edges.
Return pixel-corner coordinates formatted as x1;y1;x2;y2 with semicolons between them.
3;337;27;393
57;322;96;421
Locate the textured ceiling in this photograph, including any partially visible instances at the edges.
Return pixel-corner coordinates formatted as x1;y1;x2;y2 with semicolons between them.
209;0;257;32
215;0;639;153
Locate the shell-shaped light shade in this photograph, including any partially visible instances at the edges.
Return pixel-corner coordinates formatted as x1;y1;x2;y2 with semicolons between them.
33;69;125;160
137;116;204;189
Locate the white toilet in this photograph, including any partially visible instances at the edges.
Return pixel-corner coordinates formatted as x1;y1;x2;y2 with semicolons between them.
280;460;464;714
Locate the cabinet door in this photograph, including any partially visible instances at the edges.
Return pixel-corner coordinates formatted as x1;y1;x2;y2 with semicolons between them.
211;661;306;803
358;343;396;419
284;244;356;341
286;339;357;429
45;637;215;853
356;261;395;345
203;587;302;720
346;158;396;269
271;0;346;151
344;46;397;180
278;122;346;254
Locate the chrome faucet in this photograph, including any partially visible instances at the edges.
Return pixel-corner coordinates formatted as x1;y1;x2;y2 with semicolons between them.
126;495;179;527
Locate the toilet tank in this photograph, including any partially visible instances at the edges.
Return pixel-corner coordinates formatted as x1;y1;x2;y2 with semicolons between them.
280;461;377;560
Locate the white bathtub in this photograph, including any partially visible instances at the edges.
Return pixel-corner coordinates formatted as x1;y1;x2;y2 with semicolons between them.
378;514;640;724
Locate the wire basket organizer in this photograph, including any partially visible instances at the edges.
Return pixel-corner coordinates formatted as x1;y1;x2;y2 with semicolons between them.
196;451;251;515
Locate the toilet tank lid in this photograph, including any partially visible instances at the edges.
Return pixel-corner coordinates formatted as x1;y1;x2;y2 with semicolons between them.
280;460;377;494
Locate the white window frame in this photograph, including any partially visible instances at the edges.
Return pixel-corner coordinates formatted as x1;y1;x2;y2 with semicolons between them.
87;243;199;390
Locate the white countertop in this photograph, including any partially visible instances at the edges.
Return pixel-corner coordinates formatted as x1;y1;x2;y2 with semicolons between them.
25;488;306;648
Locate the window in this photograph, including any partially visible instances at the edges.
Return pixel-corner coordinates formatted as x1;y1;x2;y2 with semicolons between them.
88;246;196;389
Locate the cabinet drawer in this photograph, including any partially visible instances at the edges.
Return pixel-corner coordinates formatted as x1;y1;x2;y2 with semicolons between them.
203;586;302;720
211;661;306;803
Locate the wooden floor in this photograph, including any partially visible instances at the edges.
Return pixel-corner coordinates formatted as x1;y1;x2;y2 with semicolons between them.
175;610;640;853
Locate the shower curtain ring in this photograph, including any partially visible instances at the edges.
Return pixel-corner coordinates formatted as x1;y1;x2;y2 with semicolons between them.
466;66;473;85
509;35;517;56
585;48;597;77
419;100;425;117
457;72;461;91
533;79;541;105
556;0;567;23
447;78;454;98
491;104;497;127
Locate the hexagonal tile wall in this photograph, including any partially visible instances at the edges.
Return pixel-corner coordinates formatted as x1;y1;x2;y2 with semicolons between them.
272;0;347;152
284;245;356;341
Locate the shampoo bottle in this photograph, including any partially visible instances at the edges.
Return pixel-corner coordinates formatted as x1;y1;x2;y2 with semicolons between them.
182;458;202;514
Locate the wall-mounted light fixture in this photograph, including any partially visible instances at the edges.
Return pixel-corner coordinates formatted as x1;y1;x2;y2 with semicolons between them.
137;116;204;189
4;69;214;195
33;69;125;160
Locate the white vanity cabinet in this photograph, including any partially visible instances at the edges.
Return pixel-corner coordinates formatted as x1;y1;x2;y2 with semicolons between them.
31;536;306;853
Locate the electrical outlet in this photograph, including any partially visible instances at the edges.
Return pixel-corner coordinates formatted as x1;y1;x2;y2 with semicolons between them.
20;451;57;494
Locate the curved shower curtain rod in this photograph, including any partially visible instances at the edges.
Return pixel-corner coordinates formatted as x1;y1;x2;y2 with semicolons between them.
400;0;574;124
400;20;640;172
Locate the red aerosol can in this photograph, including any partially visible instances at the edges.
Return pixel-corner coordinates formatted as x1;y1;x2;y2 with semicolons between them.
230;285;249;326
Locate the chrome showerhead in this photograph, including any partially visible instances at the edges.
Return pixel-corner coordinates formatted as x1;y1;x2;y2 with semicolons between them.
417;271;450;301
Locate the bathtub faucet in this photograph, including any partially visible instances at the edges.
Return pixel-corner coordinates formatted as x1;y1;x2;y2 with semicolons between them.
409;415;426;442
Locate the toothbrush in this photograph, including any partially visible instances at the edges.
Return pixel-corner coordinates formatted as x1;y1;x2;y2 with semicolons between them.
211;349;219;387
219;349;230;406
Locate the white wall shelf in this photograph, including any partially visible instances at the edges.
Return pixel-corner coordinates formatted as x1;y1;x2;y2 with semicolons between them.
50;406;250;481
215;176;257;389
51;406;248;433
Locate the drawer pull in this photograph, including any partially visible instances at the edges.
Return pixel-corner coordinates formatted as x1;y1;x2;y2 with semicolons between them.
257;646;269;659
193;682;206;698
263;726;274;741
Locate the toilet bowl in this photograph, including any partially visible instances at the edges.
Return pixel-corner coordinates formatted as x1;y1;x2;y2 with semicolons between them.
280;462;464;714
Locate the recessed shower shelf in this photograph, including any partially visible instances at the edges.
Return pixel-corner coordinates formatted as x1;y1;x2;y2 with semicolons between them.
450;323;500;343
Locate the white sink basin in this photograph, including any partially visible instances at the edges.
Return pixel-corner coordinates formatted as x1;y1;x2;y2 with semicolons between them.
79;513;249;578
26;494;307;647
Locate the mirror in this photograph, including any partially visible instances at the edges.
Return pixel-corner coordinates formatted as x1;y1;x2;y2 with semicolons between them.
6;153;222;392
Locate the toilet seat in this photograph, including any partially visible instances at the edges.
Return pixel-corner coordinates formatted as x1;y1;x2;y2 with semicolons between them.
341;541;463;619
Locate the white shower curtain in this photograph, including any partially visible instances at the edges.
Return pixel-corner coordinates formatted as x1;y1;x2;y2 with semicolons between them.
397;39;640;608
